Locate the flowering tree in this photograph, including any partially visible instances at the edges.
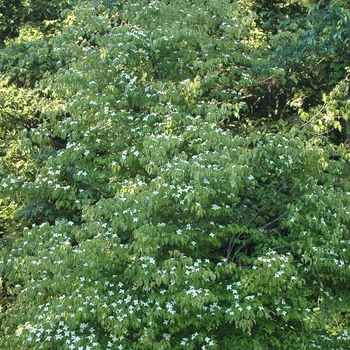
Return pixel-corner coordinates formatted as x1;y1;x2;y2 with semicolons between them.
0;1;350;349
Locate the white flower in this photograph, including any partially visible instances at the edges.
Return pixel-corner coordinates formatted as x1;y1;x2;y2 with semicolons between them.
211;204;221;210
180;338;188;345
248;175;254;180
163;333;171;340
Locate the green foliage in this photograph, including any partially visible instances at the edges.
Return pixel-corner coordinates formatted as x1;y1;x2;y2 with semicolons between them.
0;0;76;42
1;116;350;348
292;77;350;143
0;80;41;236
269;0;350;80
0;26;57;87
246;0;314;33
0;0;264;227
264;0;350;127
0;1;349;349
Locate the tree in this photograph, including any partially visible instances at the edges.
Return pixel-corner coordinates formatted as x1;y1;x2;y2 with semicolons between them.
0;1;349;349
0;0;76;42
261;0;350;130
247;0;314;34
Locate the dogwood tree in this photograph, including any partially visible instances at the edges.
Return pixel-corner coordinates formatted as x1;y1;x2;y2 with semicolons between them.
0;1;349;349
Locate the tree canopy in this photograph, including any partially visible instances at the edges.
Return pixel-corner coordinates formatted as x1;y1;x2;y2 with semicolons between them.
0;1;350;349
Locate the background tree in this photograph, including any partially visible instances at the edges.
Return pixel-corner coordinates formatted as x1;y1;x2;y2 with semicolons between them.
0;0;76;42
244;0;350;143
